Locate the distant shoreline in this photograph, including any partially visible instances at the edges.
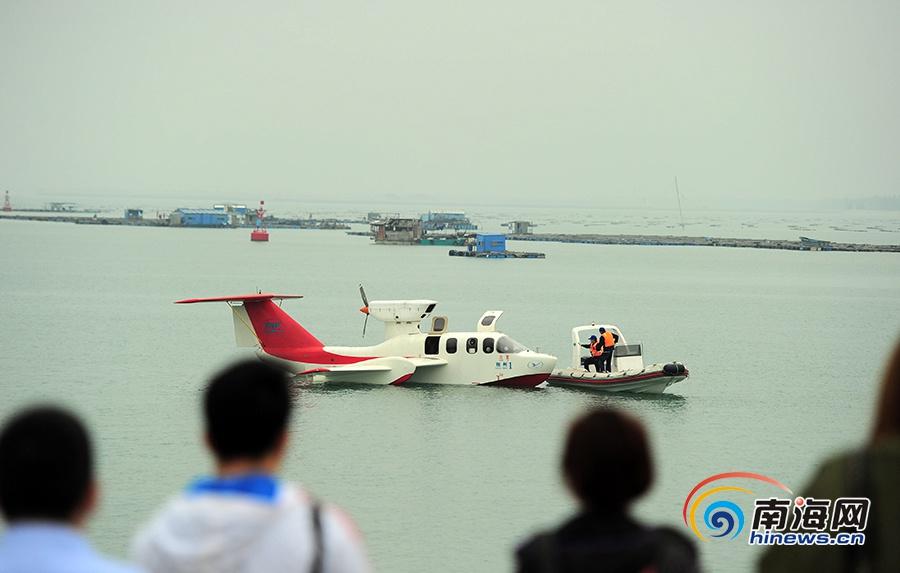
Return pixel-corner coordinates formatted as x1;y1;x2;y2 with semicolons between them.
0;212;355;230
3;212;898;253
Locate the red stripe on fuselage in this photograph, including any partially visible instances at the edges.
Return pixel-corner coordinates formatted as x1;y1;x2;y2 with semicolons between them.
391;373;414;386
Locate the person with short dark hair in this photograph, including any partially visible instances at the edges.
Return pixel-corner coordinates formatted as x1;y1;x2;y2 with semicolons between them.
516;408;698;573
597;327;619;373
0;406;140;573
131;360;370;573
759;338;900;572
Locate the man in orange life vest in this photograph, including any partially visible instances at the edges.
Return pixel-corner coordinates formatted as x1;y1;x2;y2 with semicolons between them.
597;328;619;373
579;335;603;372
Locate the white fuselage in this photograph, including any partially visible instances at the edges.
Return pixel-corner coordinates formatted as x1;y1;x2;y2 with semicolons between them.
270;330;556;386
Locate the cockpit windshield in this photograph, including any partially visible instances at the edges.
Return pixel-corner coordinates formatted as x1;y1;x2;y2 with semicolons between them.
496;335;527;354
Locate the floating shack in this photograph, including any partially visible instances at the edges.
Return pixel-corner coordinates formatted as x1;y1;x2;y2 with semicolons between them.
449;233;546;259
371;217;422;244
420;211;477;232
213;203;249;225
799;236;832;251
420;235;467;246
170;208;231;227
46;202;78;212
505;220;536;234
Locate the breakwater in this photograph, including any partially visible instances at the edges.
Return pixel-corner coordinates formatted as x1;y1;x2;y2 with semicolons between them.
508;233;900;253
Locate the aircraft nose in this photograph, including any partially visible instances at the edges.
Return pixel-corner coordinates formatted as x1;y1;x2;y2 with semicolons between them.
359;306;369;315
522;352;557;372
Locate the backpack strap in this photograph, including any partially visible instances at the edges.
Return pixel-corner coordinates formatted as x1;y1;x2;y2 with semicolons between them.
310;500;325;573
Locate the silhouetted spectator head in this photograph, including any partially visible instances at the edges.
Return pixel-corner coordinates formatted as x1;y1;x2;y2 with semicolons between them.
873;339;900;441
205;360;292;463
562;408;653;512
598;328;606;334
0;406;94;523
589;335;597;341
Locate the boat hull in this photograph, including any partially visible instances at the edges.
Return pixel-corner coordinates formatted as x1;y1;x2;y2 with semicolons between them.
547;363;688;394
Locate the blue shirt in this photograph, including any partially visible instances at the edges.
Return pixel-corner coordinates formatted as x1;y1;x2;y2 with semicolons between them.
0;523;140;573
186;473;279;503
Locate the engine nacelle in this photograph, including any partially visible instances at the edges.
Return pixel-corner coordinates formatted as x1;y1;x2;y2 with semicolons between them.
367;300;438;324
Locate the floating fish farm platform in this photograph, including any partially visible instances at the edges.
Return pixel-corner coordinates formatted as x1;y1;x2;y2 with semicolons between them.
448;250;545;259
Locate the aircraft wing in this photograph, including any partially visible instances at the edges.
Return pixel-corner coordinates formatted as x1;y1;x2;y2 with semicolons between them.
296;356;417;386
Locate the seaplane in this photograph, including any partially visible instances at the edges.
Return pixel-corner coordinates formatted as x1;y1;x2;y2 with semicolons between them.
176;287;557;388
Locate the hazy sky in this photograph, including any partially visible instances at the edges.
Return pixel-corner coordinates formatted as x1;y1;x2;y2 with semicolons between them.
1;1;898;209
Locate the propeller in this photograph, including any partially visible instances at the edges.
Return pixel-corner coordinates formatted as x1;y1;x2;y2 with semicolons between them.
358;284;370;337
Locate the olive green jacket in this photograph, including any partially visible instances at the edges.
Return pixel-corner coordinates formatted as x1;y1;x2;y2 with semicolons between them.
759;437;900;572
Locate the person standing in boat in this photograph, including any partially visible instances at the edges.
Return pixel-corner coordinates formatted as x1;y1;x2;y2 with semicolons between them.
598;328;619;373
580;335;603;372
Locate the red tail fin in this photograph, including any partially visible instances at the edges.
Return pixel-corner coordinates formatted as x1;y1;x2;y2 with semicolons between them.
175;293;323;351
242;300;323;350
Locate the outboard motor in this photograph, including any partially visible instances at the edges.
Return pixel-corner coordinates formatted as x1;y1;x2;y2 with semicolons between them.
663;363;686;376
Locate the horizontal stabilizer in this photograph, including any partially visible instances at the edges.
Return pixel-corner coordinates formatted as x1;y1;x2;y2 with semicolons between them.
175;293;303;304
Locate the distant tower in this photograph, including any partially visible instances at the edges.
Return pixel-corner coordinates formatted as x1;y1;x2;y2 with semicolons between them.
250;200;269;242
2;191;11;212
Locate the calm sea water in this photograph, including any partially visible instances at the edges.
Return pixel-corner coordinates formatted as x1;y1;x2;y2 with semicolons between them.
1;218;899;571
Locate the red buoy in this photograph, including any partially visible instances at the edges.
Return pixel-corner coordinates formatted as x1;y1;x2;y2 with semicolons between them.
251;200;269;242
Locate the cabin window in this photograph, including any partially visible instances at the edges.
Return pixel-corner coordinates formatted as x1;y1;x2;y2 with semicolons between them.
466;337;478;354
432;316;446;332
496;336;526;354
482;337;495;354
446;337;457;354
481;315;495;327
614;343;642;357
424;336;440;355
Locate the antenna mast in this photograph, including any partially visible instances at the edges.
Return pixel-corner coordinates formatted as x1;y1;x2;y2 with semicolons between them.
674;177;685;232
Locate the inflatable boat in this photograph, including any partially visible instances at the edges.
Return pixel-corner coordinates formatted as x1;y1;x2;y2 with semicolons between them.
547;325;689;394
